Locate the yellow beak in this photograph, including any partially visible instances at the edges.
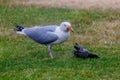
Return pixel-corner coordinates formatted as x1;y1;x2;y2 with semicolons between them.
67;27;74;32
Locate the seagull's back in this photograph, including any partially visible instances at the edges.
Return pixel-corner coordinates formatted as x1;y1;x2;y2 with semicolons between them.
23;25;58;44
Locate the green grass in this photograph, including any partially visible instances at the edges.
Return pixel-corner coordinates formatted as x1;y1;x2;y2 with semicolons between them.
0;5;120;80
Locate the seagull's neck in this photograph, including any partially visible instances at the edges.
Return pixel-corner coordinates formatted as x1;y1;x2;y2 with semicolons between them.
55;27;70;37
51;27;70;44
59;26;69;32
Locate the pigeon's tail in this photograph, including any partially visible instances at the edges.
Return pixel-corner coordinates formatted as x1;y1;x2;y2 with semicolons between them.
15;25;25;35
88;53;100;58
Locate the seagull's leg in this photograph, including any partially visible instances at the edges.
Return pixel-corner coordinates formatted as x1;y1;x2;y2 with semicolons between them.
47;45;53;59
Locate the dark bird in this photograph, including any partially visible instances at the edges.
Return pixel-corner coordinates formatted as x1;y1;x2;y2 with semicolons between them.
72;43;100;59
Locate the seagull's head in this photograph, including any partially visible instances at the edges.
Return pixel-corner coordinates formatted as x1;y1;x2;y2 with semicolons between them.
60;22;74;32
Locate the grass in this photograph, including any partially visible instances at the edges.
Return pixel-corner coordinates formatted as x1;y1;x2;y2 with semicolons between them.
0;5;120;80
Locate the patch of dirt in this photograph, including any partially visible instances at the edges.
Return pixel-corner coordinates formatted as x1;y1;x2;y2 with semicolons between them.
10;0;120;9
73;20;120;46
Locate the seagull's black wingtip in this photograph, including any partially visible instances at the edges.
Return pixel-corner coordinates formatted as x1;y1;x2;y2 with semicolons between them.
15;25;24;31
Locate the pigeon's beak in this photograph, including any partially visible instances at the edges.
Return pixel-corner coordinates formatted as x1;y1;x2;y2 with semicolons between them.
67;27;74;32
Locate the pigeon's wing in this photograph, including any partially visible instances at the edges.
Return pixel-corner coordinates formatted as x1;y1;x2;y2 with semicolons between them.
23;25;58;44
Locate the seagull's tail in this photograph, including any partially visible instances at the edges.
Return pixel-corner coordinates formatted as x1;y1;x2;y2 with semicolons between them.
15;25;25;35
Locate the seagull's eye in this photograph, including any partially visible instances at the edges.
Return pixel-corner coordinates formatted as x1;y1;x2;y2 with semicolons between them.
64;24;67;26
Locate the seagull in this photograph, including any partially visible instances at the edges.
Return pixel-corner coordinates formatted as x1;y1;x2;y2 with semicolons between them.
16;22;74;58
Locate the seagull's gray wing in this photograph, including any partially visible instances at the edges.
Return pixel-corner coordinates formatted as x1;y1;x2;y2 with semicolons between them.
23;25;58;44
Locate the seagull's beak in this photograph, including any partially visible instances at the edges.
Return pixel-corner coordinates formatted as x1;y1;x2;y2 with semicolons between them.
67;27;74;32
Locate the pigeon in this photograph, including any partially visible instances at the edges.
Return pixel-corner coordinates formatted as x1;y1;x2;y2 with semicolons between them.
15;22;74;58
72;43;100;59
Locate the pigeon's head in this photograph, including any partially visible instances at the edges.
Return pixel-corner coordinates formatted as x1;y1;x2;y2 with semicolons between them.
74;43;87;52
60;22;74;32
74;43;80;50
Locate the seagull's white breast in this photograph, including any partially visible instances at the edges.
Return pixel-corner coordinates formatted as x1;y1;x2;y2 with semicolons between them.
51;27;70;44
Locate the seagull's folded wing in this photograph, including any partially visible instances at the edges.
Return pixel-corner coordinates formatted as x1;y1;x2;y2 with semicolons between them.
23;26;58;44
